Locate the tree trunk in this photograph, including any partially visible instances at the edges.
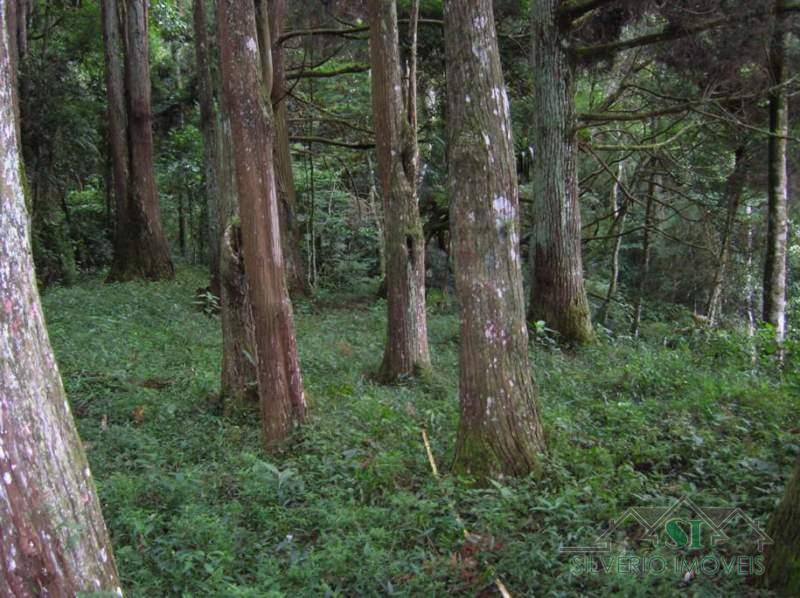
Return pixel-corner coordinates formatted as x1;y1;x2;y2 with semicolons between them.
529;0;594;344
631;172;656;337
444;0;545;480
369;0;431;383
193;0;221;296
261;0;306;296
107;0;175;282
218;0;306;447
762;1;789;342
0;18;122;594
764;457;800;593
706;146;746;325
597;160;626;326
219;112;258;409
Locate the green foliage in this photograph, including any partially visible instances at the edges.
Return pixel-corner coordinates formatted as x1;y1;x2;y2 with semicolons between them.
43;269;797;596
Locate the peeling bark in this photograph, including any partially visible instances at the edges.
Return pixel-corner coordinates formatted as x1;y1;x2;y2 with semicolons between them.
0;15;121;595
444;0;545;480
369;0;431;383
529;0;594;344
218;0;305;447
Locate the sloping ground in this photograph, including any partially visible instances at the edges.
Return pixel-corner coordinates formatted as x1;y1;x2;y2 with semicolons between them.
43;268;797;597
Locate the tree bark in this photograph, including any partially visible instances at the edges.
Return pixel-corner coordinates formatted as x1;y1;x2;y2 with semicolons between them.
444;0;546;480
260;0;306;296
193;0;221;296
631;171;656;337
764;457;800;593
369;0;431;383
218;0;306;447
762;0;789;342
529;0;594;344
706;146;746;325
107;0;175;282
597;160;626;326
0;16;122;595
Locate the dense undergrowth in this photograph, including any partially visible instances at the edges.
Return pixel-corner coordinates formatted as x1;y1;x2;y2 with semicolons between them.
42;268;798;597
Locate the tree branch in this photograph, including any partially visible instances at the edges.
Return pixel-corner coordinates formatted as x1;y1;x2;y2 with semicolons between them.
290;135;375;150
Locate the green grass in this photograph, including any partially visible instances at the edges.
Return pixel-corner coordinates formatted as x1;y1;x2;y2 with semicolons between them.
43;268;798;597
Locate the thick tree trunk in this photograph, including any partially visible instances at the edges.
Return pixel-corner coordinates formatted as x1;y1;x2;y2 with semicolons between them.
444;0;545;479
0;18;121;595
219;112;258;408
369;0;431;383
193;0;221;296
261;0;306;296
762;2;789;342
706;146;746;325
764;457;800;593
107;0;174;282
529;0;594;344
218;0;305;446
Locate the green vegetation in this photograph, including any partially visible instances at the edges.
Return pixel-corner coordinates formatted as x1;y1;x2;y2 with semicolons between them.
44;268;798;596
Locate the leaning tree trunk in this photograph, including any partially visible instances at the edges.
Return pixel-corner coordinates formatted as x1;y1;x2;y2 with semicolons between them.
107;0;174;282
0;17;121;594
193;0;221;296
706;146;746;325
261;0;306;296
764;457;800;593
218;0;306;446
444;0;546;480
529;0;594;344
763;1;789;343
369;0;431;383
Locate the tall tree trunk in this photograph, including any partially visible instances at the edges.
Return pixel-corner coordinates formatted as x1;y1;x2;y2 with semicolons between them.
764;457;800;593
706;146;746;325
107;0;175;282
529;0;594;344
444;0;545;480
192;0;221;295
369;0;431;383
631;172;656;337
260;0;306;296
219;111;258;408
218;0;305;446
762;1;789;342
0;18;121;594
597;160;626;326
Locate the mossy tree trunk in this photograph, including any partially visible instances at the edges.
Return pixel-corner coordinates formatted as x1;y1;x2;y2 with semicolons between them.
444;0;546;480
0;17;121;594
369;0;431;383
218;0;306;446
528;0;594;345
762;0;789;342
106;0;174;283
765;457;800;593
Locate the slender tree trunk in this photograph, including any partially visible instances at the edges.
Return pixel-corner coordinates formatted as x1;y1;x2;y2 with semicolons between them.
107;0;174;282
261;0;306;296
597;160;626;326
218;0;306;446
369;0;431;383
0;18;121;594
631;172;656;337
192;0;221;295
764;457;800;593
762;1;789;342
706;146;746;325
528;0;594;344
444;0;545;480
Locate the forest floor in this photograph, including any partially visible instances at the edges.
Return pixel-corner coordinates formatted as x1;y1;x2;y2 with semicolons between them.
43;268;798;597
